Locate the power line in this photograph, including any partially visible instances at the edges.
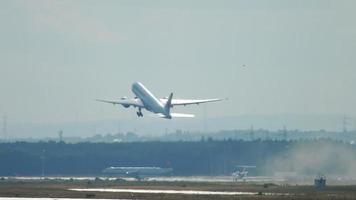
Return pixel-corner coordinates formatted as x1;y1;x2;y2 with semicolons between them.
2;115;7;141
58;130;63;143
283;125;287;141
342;115;350;133
41;149;46;178
249;125;255;141
203;104;207;133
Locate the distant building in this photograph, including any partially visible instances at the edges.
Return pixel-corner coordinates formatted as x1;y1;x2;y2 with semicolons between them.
314;174;326;190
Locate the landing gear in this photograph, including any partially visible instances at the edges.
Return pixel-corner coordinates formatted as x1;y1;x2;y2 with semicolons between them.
136;108;143;117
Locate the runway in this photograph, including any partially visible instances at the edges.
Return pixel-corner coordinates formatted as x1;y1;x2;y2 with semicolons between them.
146;175;285;183
0;198;132;200
1;177;356;200
4;175;356;185
1;175;286;183
70;188;289;196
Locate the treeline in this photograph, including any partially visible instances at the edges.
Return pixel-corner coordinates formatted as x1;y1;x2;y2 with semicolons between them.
0;140;353;176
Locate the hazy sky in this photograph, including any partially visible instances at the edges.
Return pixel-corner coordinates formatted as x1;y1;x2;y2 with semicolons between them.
0;0;355;125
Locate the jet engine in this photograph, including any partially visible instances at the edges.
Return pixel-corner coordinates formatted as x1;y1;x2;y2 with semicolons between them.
120;97;129;108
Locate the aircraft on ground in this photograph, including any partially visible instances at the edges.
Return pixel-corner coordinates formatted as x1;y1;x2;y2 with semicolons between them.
232;165;256;182
102;166;173;180
96;82;225;119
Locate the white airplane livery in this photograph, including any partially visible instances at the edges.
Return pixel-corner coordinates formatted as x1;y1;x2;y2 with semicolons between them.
97;82;225;119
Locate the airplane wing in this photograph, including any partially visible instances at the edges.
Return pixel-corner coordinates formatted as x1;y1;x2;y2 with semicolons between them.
160;98;226;106
95;98;144;108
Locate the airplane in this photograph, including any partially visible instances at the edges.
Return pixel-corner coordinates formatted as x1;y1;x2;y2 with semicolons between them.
96;82;225;119
102;166;173;180
232;165;256;182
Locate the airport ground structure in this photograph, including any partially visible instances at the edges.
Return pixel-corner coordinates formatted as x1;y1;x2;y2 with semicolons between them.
2;129;356;144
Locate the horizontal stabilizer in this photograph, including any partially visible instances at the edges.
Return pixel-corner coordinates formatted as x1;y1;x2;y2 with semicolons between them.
236;165;256;168
170;113;195;118
153;113;195;118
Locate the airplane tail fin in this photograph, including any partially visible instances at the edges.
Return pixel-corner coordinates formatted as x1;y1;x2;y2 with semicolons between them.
160;93;194;118
164;92;173;114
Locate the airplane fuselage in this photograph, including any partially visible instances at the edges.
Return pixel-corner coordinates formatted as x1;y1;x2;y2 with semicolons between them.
132;82;166;115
